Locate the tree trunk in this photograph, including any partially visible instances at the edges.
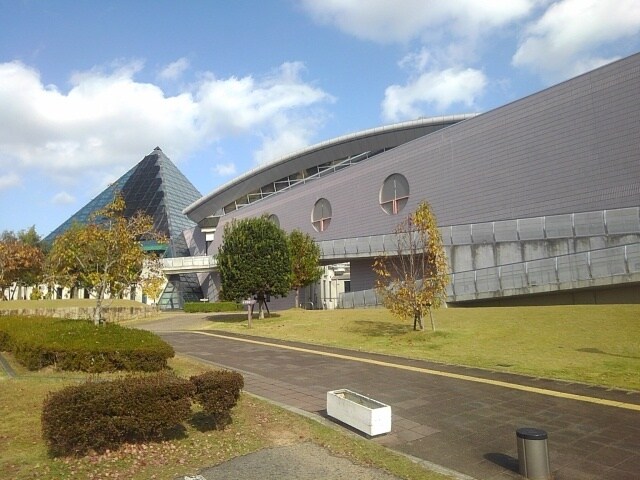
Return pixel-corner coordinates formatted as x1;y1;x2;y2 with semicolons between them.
93;285;105;326
295;287;300;308
414;312;424;331
428;307;436;332
247;302;253;328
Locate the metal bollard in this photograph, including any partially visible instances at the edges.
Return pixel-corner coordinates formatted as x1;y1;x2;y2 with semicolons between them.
516;427;550;479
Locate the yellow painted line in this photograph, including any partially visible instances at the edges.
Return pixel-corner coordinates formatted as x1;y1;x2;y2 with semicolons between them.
172;330;640;412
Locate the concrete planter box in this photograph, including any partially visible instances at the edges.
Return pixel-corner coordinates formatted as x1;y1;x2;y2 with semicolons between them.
326;389;391;436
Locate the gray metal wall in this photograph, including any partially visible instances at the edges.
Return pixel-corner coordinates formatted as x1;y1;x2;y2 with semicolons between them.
213;54;640;248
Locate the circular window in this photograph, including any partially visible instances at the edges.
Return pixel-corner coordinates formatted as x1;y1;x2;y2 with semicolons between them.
268;214;280;227
311;198;332;232
380;173;409;215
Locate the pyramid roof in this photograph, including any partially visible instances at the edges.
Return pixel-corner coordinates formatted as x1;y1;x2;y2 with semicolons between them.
45;148;202;244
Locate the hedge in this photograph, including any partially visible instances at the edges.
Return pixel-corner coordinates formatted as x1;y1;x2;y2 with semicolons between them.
0;315;174;372
42;373;195;456
183;301;243;313
41;369;244;456
190;370;244;427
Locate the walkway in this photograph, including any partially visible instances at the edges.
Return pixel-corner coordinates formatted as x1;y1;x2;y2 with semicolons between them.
141;315;640;480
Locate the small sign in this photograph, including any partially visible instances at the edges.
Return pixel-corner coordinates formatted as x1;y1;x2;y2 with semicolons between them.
242;299;257;305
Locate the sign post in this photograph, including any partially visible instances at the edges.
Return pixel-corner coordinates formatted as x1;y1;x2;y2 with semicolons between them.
242;298;257;328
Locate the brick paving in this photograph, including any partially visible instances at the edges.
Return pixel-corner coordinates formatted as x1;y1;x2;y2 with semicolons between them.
143;318;640;480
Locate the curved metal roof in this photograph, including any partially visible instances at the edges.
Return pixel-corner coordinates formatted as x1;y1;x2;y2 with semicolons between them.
184;114;477;223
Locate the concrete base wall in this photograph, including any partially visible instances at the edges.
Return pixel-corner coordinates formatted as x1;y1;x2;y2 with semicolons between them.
0;305;156;322
453;283;640;306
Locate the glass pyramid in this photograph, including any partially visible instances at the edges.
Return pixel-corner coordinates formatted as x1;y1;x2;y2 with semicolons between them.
45;147;202;246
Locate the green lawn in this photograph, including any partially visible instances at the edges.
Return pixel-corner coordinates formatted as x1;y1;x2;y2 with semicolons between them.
0;354;450;480
197;305;640;391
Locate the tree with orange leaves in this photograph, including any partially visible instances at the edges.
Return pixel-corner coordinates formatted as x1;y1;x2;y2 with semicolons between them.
47;194;162;324
373;201;449;331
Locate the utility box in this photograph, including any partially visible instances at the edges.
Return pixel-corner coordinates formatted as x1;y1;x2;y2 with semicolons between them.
516;427;551;479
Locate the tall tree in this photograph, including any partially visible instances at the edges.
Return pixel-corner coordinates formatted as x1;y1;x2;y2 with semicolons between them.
373;201;449;331
47;194;160;324
17;225;42;247
288;229;322;308
217;216;291;326
0;238;45;300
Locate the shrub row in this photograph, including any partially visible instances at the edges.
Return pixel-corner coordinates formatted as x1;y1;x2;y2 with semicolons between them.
0;315;174;372
183;301;243;313
41;370;244;456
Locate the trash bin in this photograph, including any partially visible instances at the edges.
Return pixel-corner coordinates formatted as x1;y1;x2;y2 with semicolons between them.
516;427;550;479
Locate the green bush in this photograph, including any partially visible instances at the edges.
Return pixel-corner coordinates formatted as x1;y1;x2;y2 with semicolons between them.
41;373;194;456
190;370;244;416
0;315;174;372
183;301;243;313
41;369;245;456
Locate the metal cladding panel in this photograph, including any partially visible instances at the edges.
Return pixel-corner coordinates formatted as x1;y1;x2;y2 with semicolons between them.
212;54;640;250
186;117;470;223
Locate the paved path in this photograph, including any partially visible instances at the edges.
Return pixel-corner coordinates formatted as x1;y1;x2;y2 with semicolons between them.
141;315;640;480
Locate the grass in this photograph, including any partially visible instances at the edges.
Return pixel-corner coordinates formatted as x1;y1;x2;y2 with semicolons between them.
0;353;451;480
193;305;640;391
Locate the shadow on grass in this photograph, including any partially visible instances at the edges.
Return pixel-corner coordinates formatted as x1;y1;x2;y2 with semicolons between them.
157;423;189;441
204;313;282;324
577;347;640;360
188;411;232;432
347;320;412;337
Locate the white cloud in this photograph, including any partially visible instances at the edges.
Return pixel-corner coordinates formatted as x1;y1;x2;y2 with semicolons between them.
0;173;20;190
513;0;640;80
0;59;333;191
254;123;315;165
300;1;533;123
213;162;237;176
52;191;75;205
382;67;486;122
300;0;536;43
196;62;334;164
159;57;190;81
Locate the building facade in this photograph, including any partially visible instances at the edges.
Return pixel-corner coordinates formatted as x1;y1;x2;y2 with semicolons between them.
166;53;639;309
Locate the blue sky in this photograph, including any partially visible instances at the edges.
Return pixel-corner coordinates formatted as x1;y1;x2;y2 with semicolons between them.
1;0;639;236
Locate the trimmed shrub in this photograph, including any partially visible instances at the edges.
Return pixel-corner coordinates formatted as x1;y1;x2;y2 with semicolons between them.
41;373;194;456
190;370;244;425
0;315;174;372
183;301;243;313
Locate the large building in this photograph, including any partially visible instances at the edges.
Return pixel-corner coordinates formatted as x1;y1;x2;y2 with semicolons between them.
163;53;639;309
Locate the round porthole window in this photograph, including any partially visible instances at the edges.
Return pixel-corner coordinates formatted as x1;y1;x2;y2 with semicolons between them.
380;173;409;215
311;198;332;232
268;214;280;227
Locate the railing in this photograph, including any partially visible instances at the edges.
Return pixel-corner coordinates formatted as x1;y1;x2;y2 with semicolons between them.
319;207;640;259
161;255;217;273
339;243;640;308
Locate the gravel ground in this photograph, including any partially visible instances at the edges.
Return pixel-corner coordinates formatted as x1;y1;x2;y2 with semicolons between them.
180;442;401;480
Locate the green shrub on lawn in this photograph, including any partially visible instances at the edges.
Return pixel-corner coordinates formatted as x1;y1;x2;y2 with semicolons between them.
41;369;245;456
41;373;195;456
190;370;244;427
183;301;243;313
0;315;173;372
